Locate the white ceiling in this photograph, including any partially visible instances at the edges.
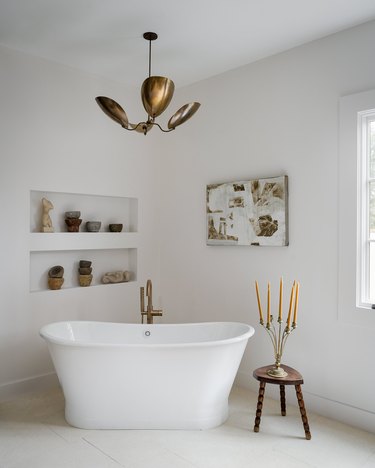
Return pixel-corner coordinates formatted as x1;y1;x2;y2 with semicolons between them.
1;0;375;88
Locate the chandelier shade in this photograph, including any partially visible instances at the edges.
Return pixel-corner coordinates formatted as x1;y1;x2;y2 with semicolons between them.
168;102;201;129
95;97;129;128
95;32;200;135
141;76;175;118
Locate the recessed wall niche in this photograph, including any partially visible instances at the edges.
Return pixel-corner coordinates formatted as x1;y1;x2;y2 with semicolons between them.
29;190;138;292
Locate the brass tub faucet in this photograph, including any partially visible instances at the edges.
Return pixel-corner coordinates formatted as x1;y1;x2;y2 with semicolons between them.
140;279;163;324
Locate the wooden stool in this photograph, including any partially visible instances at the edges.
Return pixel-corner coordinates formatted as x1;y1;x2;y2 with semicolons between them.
253;364;311;440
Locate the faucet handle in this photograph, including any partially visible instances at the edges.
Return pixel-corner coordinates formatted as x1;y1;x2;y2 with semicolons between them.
152;310;163;317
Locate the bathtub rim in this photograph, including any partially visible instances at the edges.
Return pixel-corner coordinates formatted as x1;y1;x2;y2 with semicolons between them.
40;320;255;349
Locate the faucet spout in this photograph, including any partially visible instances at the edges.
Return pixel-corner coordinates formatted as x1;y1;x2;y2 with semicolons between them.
140;279;163;324
146;279;152;297
146;279;153;310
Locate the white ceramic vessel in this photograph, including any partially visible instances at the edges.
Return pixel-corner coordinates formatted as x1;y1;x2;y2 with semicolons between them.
40;321;254;429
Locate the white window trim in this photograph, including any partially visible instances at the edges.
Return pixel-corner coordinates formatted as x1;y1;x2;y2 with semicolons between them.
357;111;375;308
338;89;375;326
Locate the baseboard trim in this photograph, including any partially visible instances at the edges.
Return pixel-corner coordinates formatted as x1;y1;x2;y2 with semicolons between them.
235;370;375;434
0;372;59;402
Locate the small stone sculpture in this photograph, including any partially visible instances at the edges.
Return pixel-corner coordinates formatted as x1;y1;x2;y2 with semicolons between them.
42;198;54;232
65;218;82;232
65;211;82;232
48;265;64;290
102;270;130;284
78;260;93;286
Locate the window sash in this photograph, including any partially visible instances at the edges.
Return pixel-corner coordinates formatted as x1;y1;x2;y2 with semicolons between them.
358;111;375;306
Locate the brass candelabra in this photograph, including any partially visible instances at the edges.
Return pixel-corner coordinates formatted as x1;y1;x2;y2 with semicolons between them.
255;279;300;378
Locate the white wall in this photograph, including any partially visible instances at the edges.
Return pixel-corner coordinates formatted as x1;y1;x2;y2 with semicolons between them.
0;45;163;397
158;20;375;432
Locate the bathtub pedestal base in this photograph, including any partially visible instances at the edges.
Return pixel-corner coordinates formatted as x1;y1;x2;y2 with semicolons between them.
252;364;311;440
65;400;229;430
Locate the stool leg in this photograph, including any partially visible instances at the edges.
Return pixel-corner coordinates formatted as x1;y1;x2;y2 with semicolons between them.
280;384;286;416
254;381;266;433
295;384;311;440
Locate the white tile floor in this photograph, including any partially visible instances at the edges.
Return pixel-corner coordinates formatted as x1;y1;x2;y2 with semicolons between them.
1;386;374;468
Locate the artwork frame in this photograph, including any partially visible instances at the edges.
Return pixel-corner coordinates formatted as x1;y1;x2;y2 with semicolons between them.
206;175;288;246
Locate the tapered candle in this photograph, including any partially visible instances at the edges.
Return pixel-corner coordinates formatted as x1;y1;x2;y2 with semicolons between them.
286;282;295;329
267;282;271;325
255;281;264;323
293;282;299;325
278;277;283;321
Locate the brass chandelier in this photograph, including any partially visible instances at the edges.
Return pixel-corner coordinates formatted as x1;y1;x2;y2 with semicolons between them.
96;32;200;135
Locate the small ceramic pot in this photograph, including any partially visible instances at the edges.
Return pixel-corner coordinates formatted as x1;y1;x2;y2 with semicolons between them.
65;211;81;219
109;223;123;232
48;265;64;278
79;260;92;268
48;277;64;290
65;218;82;232
79;267;92;275
79;274;93;287
86;221;101;232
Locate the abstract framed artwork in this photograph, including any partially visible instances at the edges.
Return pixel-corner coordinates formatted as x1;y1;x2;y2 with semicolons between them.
206;175;288;246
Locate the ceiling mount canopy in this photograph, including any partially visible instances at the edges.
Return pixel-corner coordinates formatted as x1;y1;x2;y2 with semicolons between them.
96;32;200;135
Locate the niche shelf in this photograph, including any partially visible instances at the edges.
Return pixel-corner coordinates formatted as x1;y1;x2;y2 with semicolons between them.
29;232;139;252
29;190;138;292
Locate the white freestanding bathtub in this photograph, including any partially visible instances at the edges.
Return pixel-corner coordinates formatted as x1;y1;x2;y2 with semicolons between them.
40;321;254;430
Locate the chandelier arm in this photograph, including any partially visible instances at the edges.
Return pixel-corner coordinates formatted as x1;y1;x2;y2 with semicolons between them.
123;122;150;133
122;125;140;132
124;121;175;133
151;122;175;133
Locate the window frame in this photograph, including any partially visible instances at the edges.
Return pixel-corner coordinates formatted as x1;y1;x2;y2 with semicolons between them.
357;111;375;308
338;89;375;326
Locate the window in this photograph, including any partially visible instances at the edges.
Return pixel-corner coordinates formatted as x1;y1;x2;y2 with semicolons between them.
358;111;375;307
338;89;375;323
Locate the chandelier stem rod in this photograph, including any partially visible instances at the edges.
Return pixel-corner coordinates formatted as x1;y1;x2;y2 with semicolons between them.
148;38;151;78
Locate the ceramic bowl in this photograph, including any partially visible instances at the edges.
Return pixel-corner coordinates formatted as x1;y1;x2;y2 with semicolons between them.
109;223;123;232
86;221;101;232
65;211;81;219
